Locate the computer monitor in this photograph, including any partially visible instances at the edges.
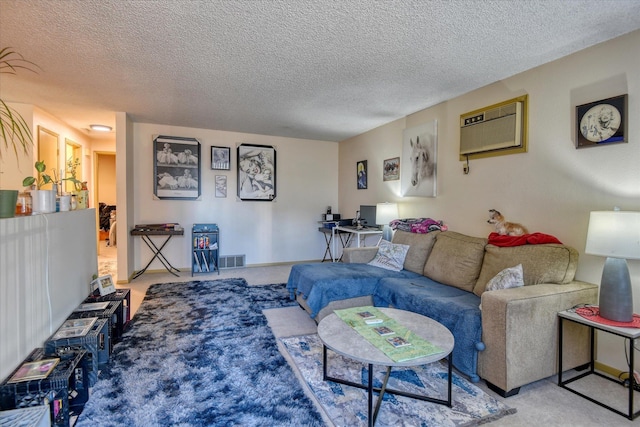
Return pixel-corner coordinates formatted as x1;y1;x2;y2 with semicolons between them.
358;205;379;228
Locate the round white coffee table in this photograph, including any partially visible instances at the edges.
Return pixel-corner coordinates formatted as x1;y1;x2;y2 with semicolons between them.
317;307;455;427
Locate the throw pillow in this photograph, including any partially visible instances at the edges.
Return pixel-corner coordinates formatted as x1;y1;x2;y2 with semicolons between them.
485;264;525;292
368;240;410;272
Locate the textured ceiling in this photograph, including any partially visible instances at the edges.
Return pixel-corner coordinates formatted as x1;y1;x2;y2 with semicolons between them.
1;0;640;142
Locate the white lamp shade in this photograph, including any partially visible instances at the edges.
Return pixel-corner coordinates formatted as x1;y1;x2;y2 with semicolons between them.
376;203;399;225
585;211;640;260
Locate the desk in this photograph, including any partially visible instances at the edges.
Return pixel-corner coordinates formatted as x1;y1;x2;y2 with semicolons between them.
332;226;383;262
130;227;184;279
558;308;640;420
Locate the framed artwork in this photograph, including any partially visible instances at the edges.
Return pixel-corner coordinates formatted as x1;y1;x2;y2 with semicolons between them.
401;121;437;197
7;358;60;383
357;160;367;189
154;135;201;200
576;94;627;148
383;157;400;181
91;274;116;296
211;146;231;170
237;143;276;201
215;175;227;198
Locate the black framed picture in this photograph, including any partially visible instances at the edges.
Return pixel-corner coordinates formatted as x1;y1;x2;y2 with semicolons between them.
211;146;231;170
576;94;627;148
383;157;400;181
153;135;201;200
237;143;276;201
357;160;367;189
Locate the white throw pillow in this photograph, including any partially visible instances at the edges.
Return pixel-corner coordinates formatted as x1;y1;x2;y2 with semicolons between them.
485;264;525;292
367;240;410;272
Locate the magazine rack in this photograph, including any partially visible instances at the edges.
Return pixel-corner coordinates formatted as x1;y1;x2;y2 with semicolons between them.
0;347;90;427
192;224;220;275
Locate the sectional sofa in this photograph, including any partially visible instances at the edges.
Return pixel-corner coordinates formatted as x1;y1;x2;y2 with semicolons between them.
287;230;598;396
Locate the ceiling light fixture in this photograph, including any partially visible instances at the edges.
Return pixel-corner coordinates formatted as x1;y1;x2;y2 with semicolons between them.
90;124;112;132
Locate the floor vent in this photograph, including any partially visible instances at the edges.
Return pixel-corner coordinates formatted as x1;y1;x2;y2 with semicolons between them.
219;255;246;269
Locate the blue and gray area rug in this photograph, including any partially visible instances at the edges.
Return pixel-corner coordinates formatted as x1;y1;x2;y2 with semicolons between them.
76;279;325;426
281;334;516;427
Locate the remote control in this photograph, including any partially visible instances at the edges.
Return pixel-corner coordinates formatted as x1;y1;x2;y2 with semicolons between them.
365;318;383;324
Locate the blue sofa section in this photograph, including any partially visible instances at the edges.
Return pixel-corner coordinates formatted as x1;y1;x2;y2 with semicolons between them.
287;263;419;319
373;276;483;382
287;262;482;381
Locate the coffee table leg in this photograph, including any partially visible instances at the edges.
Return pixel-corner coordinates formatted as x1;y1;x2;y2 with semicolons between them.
371;366;392;426
368;364;373;427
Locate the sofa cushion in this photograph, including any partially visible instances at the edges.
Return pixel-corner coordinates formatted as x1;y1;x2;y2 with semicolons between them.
368;240;410;271
392;230;439;274
423;231;487;292
485;264;525;292
473;243;579;296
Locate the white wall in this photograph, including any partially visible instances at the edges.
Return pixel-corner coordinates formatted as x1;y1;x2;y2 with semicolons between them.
0;210;98;380
128;123;339;271
339;30;640;371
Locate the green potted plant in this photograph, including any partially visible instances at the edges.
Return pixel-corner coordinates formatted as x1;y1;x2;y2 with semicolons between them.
23;161;56;213
0;47;40;218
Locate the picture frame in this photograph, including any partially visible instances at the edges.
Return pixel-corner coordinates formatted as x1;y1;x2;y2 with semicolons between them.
401;121;437;197
90;274;116;296
237;143;276;201
7;358;60;383
383;157;400;181
357;160;367;189
576;94;627;148
153;135;201;200
211;146;231;170
215;175;227;198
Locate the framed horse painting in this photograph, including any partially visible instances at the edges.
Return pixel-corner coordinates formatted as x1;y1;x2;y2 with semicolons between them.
401;121;437;197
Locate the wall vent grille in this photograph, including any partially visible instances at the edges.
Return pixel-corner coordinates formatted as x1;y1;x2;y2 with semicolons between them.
219;255;246;269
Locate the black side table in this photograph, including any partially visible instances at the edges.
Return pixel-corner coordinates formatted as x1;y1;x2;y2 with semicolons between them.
558;308;640;420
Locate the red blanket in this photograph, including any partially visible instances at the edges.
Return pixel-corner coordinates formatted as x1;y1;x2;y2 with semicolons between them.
488;232;562;247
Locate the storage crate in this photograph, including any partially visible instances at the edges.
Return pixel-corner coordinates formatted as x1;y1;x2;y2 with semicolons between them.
44;318;110;386
84;288;131;328
68;300;124;342
0;347;89;427
0;406;50;427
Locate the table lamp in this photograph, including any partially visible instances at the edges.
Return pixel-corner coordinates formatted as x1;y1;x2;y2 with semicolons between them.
585;209;640;322
376;202;398;241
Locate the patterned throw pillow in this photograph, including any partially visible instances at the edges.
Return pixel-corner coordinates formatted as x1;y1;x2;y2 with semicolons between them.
368;240;410;272
485;264;525;292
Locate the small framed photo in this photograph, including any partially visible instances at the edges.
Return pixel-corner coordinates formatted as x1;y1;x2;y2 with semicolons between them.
215;175;227;198
357;160;367;189
576;94;627;148
383;157;400;181
91;274;116;296
211;146;231;170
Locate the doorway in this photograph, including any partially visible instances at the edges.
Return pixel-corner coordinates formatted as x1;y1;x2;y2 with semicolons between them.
95;152;117;278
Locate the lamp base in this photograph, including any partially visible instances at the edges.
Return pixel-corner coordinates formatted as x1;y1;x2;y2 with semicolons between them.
382;225;393;241
599;257;633;322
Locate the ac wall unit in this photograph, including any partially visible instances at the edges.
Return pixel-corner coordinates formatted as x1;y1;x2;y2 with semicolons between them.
460;97;526;156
